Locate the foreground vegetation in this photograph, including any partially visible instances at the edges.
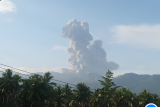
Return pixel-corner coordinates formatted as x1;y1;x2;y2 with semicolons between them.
0;69;159;107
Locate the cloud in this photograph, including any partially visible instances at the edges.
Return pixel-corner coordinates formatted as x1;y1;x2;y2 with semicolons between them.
0;19;119;78
111;24;160;49
62;19;119;75
0;0;16;13
52;45;67;51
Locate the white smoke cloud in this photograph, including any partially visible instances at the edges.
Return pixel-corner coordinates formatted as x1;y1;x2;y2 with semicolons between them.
62;19;119;75
0;0;16;13
111;24;160;49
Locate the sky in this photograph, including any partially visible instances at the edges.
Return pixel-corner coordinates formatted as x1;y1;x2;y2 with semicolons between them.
0;0;160;77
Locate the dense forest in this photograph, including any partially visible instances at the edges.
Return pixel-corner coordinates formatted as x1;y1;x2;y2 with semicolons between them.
0;69;159;107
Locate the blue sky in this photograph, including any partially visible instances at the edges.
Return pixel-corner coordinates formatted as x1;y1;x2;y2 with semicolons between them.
0;0;160;76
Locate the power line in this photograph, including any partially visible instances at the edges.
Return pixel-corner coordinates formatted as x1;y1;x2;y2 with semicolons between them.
0;63;32;74
0;63;77;88
0;66;95;90
0;63;96;90
0;66;30;77
0;67;29;80
0;66;75;89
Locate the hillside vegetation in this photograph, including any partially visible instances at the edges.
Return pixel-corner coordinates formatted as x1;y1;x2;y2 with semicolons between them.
0;69;159;107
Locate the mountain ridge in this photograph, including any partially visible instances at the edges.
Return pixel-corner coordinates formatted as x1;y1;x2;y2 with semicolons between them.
0;70;160;95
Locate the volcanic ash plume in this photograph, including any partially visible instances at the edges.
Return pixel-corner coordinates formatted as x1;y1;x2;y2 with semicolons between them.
62;19;119;75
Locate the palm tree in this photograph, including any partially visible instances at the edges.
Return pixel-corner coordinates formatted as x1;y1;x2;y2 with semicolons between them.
138;89;153;107
62;83;73;107
54;85;63;107
12;74;22;106
152;94;159;107
15;72;56;107
112;87;138;107
19;74;48;107
89;88;103;107
0;69;21;106
69;92;79;107
43;72;57;106
43;72;56;87
112;87;126;107
73;82;91;107
126;91;139;107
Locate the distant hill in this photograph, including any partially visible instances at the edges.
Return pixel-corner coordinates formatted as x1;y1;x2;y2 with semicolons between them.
50;72;160;95
1;70;160;95
112;73;160;95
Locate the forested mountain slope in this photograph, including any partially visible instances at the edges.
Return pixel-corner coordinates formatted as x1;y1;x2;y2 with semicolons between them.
112;73;160;95
49;71;160;95
1;70;160;95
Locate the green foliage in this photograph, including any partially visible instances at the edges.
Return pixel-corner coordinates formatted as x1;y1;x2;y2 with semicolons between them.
98;70;120;107
0;69;159;107
73;82;91;107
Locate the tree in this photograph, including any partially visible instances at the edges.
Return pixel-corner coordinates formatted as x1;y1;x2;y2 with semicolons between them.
98;70;120;107
152;94;159;106
43;72;56;87
0;69;21;107
62;84;73;107
89;88;103;107
112;87;138;107
19;74;48;107
54;86;63;107
73;82;91;107
43;72;57;106
138;89;153;107
69;92;79;107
